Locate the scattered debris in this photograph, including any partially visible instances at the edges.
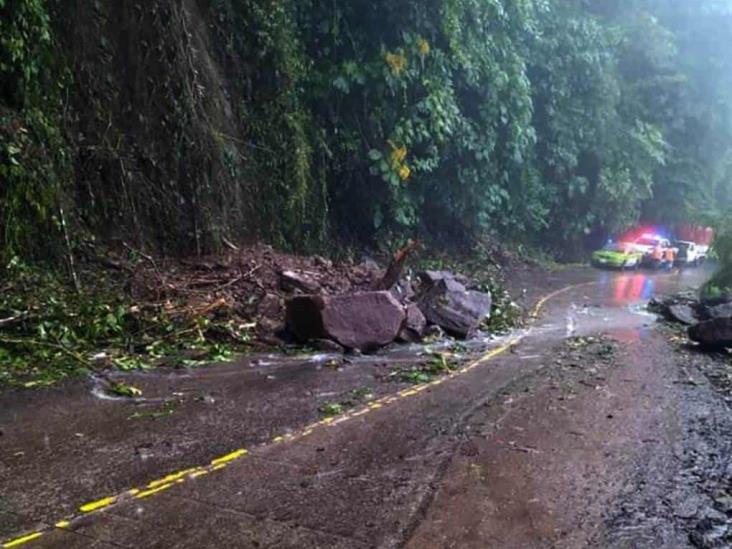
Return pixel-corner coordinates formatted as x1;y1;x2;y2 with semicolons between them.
280;270;321;293
391;352;458;384
318;387;376;416
2;241;522;387
318;402;344;416
373;239;419;291
129;401;177;420
108;382;143;398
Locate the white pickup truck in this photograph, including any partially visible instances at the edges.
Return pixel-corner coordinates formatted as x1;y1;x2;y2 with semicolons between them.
674;240;708;266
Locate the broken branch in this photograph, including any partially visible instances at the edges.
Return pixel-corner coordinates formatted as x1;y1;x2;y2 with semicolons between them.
373;239;419;291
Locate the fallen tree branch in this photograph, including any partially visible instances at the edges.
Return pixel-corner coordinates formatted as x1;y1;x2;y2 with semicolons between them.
373;239;419;291
221;236;240;251
0;313;32;330
0;336;93;368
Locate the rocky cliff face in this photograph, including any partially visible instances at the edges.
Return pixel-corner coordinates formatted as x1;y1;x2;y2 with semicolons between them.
55;0;252;254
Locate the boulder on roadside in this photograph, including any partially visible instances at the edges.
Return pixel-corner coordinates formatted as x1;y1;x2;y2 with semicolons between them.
706;302;732;320
650;295;703;326
398;304;427;343
689;318;732;349
700;294;732;307
286;291;405;350
280;270;320;293
417;270;472;289
417;278;491;338
667;304;699;326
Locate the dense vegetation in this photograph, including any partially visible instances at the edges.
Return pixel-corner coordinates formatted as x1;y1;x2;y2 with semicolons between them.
1;0;731;263
2;0;732;387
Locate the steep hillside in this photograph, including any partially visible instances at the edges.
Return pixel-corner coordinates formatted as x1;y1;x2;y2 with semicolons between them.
1;0;731;264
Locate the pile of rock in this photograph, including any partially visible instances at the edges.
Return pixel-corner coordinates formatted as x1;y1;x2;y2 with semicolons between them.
650;293;732;349
284;270;492;352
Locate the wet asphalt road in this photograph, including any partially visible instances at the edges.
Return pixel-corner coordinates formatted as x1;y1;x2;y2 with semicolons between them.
0;265;726;548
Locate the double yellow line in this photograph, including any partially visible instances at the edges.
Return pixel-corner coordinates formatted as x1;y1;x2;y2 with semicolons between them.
2;281;587;548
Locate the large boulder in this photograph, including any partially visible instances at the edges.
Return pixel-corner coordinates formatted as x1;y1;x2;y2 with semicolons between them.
689;318;732;349
706;302;732;320
667;304;698;326
286;291;405;350
417;278;491;338
418;270;473;289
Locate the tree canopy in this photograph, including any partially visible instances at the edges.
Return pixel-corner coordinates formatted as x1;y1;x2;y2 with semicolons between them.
1;0;731;261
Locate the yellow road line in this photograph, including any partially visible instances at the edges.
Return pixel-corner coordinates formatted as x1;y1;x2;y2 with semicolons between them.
1;281;588;548
79;496;116;513
135;483;174;499
210;449;247;467
146;468;198;489
2;532;43;548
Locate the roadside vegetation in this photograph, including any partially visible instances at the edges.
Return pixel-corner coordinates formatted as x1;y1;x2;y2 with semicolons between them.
706;221;732;298
2;0;731;265
1;1;731;387
0;257;248;388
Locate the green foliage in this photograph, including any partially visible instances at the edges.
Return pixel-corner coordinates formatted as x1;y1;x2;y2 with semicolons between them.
705;216;732;297
1;0;731;261
108;381;142;398
318;387;375;416
0;259;248;388
211;0;327;249
0;0;70;262
128;401;177;420
394;352;458;384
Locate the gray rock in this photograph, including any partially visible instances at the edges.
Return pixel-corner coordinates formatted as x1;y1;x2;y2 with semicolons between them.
390;278;416;304
398;304;427;342
257;293;282;318
714;494;732;514
311;339;345;353
423;324;445;339
418;270;472;288
707;302;732;320
280;270;321;293
417;278;491;338
286;291;406;350
667;304;698;326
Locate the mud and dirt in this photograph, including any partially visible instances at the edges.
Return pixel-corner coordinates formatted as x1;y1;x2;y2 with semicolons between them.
2;264;731;548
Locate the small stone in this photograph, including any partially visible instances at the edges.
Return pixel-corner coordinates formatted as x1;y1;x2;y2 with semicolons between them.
257;293;282;318
311;339;345;353
714;494;732;514
398;304;428;342
280;270;321;293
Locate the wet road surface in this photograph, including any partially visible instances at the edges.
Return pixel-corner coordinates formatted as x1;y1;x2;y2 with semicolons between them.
1;266;728;548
